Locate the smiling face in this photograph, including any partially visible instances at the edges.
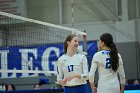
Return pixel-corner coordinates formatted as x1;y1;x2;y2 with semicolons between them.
67;36;79;51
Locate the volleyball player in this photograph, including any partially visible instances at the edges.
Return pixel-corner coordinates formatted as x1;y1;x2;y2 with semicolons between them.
89;33;126;93
57;34;89;93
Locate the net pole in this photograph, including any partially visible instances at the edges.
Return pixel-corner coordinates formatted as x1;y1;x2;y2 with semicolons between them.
71;0;74;28
83;30;87;55
71;0;76;35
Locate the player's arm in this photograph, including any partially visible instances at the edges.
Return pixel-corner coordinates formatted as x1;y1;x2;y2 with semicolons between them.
89;61;98;93
120;84;125;93
57;60;66;86
80;55;89;80
117;54;126;93
89;53;98;93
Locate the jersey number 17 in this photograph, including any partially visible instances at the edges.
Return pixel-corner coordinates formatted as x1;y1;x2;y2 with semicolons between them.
68;65;74;72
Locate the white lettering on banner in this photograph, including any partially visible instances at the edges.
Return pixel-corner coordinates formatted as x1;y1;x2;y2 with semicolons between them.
0;47;60;78
0;50;9;78
19;49;37;77
51;61;57;72
9;68;17;78
41;47;60;75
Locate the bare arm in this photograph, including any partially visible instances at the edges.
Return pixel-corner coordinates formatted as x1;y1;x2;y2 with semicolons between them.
120;84;125;93
90;81;97;93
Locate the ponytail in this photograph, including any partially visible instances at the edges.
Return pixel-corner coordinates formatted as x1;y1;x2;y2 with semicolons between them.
100;33;119;72
109;43;119;72
64;40;68;54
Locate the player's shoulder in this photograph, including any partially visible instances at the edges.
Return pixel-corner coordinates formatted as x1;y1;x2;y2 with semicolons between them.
117;53;121;57
58;54;67;61
117;53;123;64
94;51;103;56
76;52;86;58
117;53;123;60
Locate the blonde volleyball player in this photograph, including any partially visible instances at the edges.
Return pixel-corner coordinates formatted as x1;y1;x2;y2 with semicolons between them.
89;33;126;93
57;35;89;93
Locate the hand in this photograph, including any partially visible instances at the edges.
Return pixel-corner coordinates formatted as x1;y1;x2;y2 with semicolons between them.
66;76;74;82
74;74;81;79
94;87;97;93
93;91;97;93
66;74;81;82
59;78;67;85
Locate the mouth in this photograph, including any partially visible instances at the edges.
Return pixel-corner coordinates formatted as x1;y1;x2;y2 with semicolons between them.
75;45;78;48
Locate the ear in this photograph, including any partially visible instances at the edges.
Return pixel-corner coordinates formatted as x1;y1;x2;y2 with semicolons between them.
67;41;70;45
102;42;105;46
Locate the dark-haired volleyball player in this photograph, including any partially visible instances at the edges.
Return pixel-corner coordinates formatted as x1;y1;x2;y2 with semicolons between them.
89;33;126;93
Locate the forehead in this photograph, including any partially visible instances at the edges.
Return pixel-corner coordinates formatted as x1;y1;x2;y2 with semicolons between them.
71;36;78;40
8;85;12;87
8;85;13;88
134;80;139;82
35;85;40;87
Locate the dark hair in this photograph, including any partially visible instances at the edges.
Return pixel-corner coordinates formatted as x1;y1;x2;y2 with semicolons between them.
64;34;77;54
6;84;16;91
100;33;119;72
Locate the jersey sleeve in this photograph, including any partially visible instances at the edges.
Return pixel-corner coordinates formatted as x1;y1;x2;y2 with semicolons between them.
89;53;98;82
117;54;126;84
57;59;64;81
81;55;89;80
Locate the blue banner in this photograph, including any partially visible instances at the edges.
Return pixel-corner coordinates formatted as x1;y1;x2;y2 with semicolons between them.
0;41;97;78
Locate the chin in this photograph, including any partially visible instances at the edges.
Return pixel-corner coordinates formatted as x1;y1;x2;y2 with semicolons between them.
99;47;102;51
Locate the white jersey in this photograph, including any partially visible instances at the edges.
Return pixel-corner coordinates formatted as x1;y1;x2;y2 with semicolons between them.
89;50;125;93
57;53;88;86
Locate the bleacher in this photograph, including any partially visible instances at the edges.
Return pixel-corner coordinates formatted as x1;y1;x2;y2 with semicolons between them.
0;82;140;93
0;76;62;90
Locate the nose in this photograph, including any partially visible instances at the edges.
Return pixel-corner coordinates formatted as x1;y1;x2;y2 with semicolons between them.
77;42;79;46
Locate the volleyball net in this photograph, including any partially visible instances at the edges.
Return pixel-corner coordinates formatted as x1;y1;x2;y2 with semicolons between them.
0;11;87;78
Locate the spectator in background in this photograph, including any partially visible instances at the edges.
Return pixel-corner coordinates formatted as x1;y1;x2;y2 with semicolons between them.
34;83;40;90
5;84;16;91
133;79;140;85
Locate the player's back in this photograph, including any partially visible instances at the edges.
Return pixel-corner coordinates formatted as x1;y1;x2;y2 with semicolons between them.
94;50;120;92
96;50;117;79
